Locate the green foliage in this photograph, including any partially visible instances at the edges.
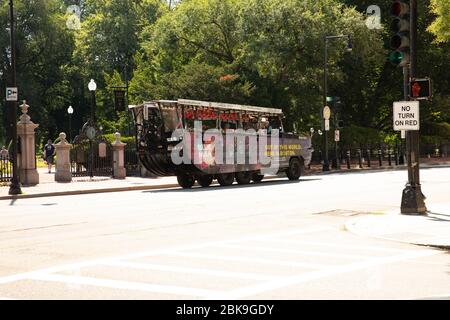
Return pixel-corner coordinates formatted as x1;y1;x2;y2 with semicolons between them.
428;0;450;43
1;0;449;149
102;133;135;145
340;125;385;147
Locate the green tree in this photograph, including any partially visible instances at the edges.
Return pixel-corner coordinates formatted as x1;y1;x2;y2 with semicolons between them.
131;0;385;132
428;0;450;43
72;0;167;135
0;0;75;144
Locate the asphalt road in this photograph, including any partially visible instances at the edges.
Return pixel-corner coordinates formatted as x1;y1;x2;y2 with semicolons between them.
0;168;449;299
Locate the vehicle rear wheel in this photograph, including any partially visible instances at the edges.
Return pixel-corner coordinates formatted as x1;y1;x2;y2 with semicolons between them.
197;175;213;187
252;172;264;183
236;171;251;185
217;173;235;186
286;158;301;180
177;174;195;189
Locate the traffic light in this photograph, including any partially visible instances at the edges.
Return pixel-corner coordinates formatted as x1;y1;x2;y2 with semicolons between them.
389;1;410;67
410;78;432;100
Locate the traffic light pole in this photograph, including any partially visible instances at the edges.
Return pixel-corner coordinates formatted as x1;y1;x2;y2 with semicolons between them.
8;0;22;195
401;0;426;214
323;36;330;172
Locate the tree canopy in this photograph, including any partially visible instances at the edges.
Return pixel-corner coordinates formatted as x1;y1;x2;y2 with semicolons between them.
0;0;449;148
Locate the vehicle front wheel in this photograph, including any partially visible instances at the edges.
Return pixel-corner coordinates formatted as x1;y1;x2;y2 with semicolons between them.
236;171;252;185
177;174;195;189
286;158;302;180
197;175;213;187
217;173;235;186
252;172;264;183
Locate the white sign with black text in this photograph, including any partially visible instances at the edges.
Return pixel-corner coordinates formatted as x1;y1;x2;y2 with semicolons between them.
393;101;420;131
6;87;18;101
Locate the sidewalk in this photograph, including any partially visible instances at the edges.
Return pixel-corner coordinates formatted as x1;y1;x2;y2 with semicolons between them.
0;168;180;200
346;209;450;249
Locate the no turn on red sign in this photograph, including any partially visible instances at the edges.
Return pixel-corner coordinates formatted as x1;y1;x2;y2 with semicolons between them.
393;101;420;131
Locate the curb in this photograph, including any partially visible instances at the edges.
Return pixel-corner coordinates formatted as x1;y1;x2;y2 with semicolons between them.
0;175;289;201
306;163;450;176
0;183;180;201
345;215;450;250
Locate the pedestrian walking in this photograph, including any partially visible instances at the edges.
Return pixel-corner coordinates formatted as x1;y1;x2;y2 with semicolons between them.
43;139;56;173
0;145;8;161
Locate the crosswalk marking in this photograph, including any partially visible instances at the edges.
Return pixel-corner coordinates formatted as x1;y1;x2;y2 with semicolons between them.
213;243;373;260
164;252;328;269
102;261;282;281
206;249;439;299
0;226;440;299
29;273;221;298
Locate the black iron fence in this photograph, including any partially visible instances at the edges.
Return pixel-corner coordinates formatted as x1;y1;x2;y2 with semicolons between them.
70;138;113;177
0;156;12;182
310;143;407;169
124;142;140;176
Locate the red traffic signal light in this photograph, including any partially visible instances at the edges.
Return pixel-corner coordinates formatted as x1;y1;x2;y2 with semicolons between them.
410;78;432;100
390;1;409;17
389;1;410;67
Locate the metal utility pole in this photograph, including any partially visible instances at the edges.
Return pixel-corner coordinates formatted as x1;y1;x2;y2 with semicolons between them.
401;0;427;214
323;36;330;172
323;35;352;172
8;0;22;195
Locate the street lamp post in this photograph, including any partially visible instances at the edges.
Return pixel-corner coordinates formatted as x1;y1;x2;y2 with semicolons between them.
8;0;21;195
323;34;352;172
88;79;97;178
67;105;74;143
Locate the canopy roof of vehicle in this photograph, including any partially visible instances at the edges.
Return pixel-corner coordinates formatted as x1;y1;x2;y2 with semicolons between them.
129;99;283;115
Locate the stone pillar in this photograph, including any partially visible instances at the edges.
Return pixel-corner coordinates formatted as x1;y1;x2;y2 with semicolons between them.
17;100;39;185
55;133;72;182
112;132;126;179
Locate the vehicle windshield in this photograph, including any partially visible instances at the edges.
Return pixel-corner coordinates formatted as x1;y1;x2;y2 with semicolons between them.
161;107;181;132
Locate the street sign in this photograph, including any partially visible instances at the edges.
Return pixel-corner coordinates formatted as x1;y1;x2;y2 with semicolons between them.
334;129;340;142
323;106;331;120
6;87;18;101
114;89;126;111
324;119;330;131
410;78;432;100
393;101;420;131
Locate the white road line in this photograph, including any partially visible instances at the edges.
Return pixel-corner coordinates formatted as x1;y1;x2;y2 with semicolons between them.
0;227;331;285
256;239;414;253
206;249;440;299
213;244;373;260
29;273;221;298
165;252;327;269
0;297;15;300
102;261;282;281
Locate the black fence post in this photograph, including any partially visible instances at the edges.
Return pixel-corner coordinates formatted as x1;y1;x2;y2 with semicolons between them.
358;148;363;168
388;146;392;166
346;148;351;169
367;146;371;168
378;145;383;167
395;144;399;166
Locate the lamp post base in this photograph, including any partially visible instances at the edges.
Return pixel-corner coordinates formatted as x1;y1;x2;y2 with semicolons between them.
8;178;22;195
322;162;330;172
401;185;427;215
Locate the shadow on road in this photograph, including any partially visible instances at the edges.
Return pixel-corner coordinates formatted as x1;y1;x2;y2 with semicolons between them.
143;178;322;194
